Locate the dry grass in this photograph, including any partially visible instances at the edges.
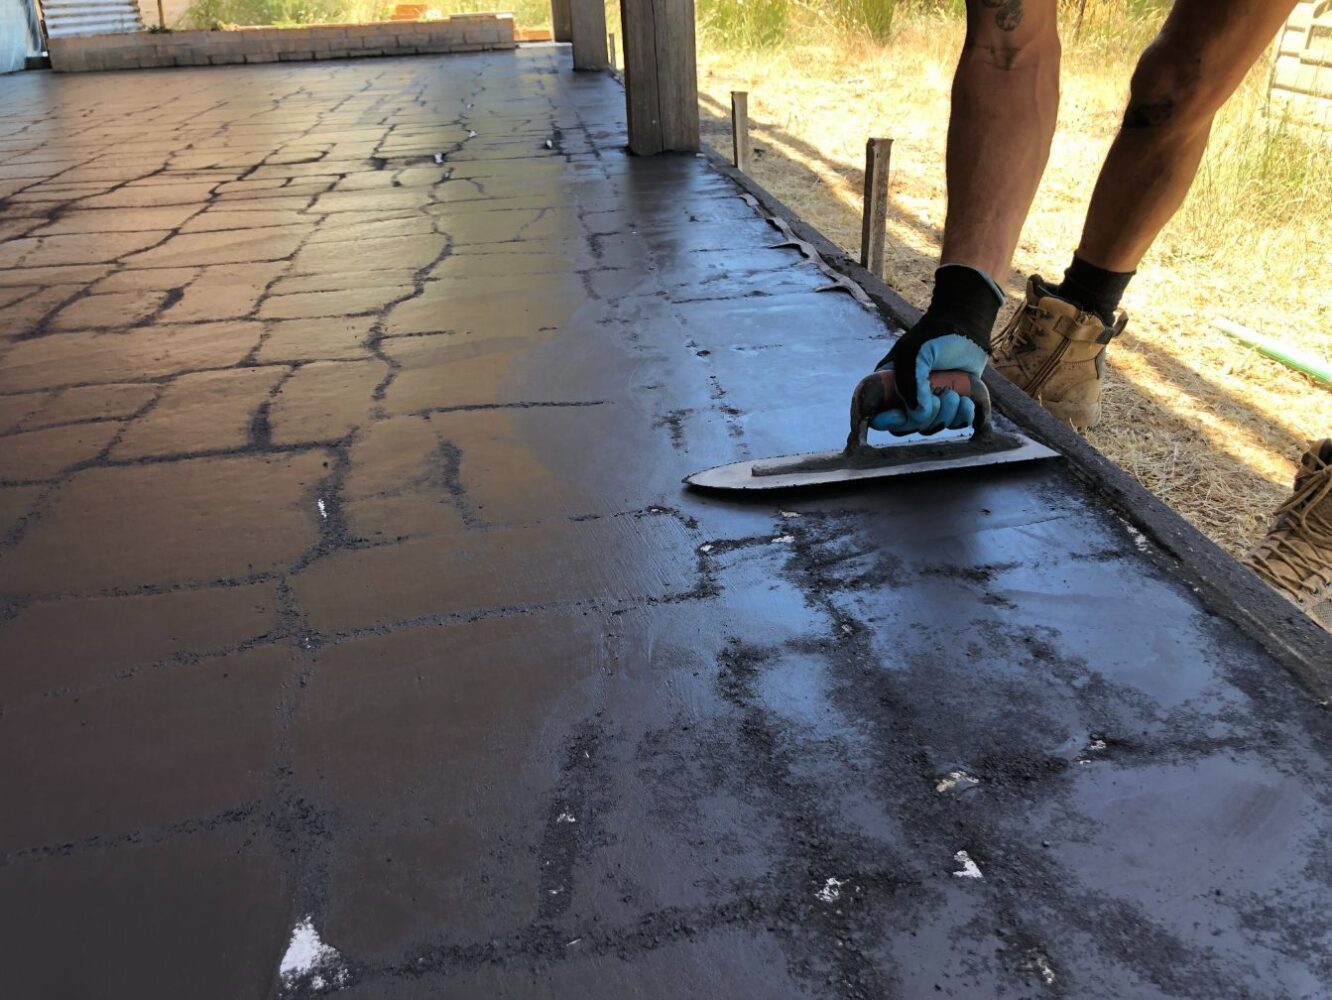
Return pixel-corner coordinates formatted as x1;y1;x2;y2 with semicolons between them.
696;13;1332;556
434;0;551;21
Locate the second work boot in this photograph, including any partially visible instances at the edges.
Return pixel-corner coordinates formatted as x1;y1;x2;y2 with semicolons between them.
991;275;1127;431
1244;439;1332;632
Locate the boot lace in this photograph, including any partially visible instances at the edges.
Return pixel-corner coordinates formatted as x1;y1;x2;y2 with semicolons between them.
994;303;1048;357
1248;457;1332;602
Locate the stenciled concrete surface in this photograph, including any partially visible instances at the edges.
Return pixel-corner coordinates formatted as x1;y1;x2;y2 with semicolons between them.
2;48;1331;1000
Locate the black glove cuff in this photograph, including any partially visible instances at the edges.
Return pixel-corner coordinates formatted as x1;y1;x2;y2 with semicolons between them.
921;264;1002;353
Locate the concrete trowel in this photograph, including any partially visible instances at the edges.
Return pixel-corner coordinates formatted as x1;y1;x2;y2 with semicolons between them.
684;370;1058;491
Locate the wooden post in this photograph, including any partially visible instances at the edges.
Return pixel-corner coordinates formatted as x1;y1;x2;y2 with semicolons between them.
620;0;700;155
860;138;893;276
570;0;609;71
608;31;617;70
731;91;751;173
551;0;572;42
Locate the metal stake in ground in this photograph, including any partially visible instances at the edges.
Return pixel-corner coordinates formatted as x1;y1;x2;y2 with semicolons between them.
860;137;892;277
731;91;751;173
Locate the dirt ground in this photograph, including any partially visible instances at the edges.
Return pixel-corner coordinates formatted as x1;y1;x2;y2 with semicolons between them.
694;24;1332;558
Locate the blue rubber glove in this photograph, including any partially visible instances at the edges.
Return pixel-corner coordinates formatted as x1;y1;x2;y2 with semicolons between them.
870;331;986;436
866;265;1001;436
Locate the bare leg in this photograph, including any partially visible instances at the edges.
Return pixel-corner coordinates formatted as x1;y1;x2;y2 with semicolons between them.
941;0;1061;281
1077;0;1299;271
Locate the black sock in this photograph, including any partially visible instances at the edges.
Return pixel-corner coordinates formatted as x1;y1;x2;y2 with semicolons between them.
1055;255;1134;325
921;264;1004;352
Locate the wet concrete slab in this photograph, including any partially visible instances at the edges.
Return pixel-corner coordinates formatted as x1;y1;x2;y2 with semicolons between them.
1;47;1331;1000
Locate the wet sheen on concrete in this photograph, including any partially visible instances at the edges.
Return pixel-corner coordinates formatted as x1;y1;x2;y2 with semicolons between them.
1;48;1330;1000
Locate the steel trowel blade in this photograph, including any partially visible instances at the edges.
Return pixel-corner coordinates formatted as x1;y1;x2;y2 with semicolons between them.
684;430;1058;492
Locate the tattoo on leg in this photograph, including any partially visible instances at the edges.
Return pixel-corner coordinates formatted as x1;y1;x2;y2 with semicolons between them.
1123;97;1174;128
981;0;1024;31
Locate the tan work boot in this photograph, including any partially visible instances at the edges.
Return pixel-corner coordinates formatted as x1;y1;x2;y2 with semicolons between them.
1244;439;1332;632
991;275;1127;431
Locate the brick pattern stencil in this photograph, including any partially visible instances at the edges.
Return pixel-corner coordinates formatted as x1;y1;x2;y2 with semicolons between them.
3;47;1330;1000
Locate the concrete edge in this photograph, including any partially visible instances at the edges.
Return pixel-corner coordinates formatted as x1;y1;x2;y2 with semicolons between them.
696;142;1332;701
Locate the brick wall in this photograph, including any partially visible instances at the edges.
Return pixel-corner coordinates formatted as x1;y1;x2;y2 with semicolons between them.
48;13;516;72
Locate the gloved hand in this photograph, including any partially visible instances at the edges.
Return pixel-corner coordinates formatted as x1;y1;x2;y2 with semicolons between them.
864;264;1001;435
870;317;988;436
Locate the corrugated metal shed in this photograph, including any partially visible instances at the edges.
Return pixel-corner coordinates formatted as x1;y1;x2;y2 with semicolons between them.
41;0;143;38
1270;0;1332;127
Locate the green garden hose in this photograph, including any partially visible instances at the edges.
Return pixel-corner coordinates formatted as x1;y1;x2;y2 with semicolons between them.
1212;318;1332;386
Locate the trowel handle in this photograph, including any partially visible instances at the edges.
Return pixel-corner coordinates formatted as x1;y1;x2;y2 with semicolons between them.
846;369;993;451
